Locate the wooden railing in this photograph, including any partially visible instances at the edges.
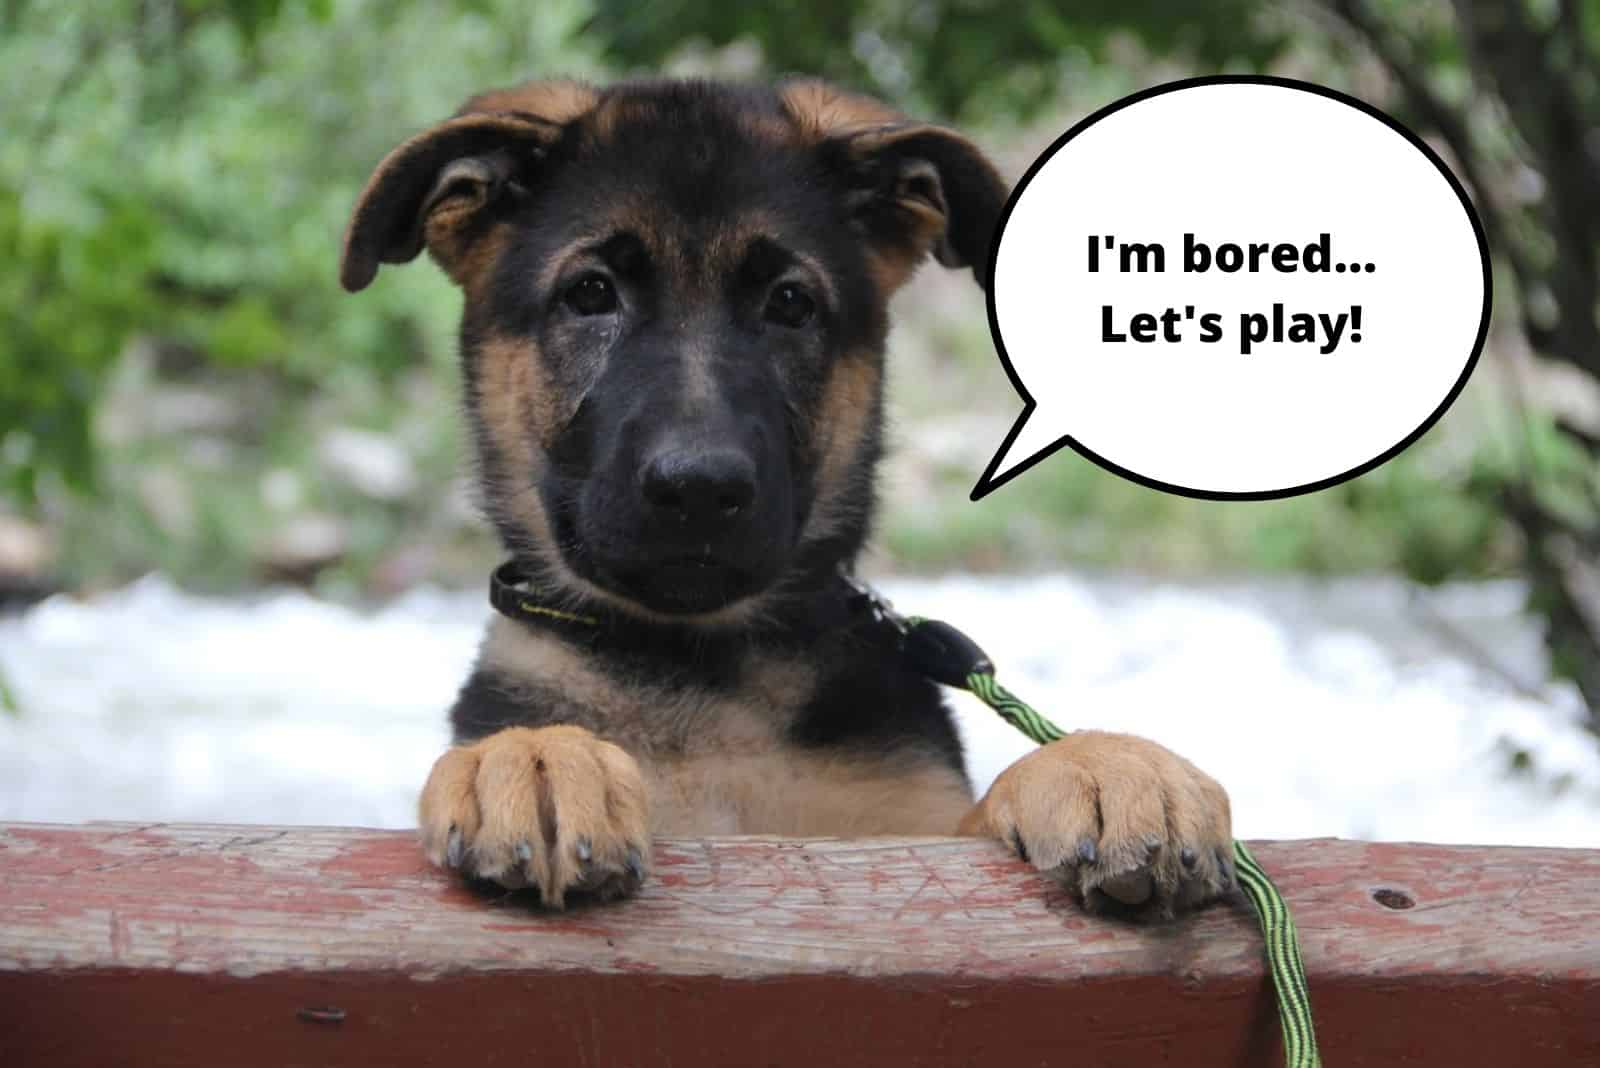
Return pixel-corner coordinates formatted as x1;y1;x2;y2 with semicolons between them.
2;823;1597;1065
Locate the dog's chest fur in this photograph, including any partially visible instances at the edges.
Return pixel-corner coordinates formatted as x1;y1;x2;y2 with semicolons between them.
461;616;973;836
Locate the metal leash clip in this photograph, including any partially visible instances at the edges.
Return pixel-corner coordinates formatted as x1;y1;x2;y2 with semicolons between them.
839;569;912;636
841;571;995;689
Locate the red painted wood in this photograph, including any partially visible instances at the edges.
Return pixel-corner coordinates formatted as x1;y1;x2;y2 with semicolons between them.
1;823;1597;1065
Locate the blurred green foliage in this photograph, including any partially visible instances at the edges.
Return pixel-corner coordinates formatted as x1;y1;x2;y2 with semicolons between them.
884;440;1515;581
0;0;593;507
873;285;1523;580
0;0;1583;603
591;0;1287;121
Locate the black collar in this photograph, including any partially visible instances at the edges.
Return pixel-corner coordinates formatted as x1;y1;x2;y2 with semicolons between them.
489;561;607;632
486;560;993;686
486;560;881;658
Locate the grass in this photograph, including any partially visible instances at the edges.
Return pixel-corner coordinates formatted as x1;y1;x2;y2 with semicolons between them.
880;441;1513;579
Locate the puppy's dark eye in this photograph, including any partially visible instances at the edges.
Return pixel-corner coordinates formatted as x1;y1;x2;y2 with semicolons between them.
565;273;618;316
764;282;815;328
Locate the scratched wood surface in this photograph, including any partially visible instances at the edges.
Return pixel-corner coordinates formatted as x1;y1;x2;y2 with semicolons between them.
1;823;1597;1066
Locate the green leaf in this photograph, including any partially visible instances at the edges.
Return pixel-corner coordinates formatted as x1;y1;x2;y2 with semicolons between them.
0;664;20;718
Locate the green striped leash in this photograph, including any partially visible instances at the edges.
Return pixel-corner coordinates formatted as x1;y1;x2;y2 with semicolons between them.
849;582;1321;1067
967;668;1318;1067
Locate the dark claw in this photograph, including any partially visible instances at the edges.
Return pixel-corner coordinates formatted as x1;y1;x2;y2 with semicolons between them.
1217;852;1235;888
625;846;645;883
1009;829;1031;865
1180;846;1198;870
1076;837;1098;865
1144;835;1163;854
446;826;464;868
575;836;593;864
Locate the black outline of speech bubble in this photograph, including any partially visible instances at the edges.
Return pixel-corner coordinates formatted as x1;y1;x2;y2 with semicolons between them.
970;74;1492;502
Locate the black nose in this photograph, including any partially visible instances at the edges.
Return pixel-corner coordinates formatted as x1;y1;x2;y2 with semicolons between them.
640;447;757;533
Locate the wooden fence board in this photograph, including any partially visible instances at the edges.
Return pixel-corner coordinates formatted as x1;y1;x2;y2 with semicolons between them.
2;822;1597;1065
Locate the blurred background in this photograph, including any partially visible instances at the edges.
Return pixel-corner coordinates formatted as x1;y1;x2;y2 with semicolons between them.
2;0;1598;845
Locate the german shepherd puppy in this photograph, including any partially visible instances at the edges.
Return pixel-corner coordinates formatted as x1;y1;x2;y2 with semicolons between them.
341;78;1233;917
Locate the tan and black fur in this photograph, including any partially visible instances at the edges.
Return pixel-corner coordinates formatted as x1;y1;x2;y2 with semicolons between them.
342;77;1234;917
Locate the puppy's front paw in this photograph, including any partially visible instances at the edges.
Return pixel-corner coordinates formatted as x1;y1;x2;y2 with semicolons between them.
418;725;651;906
962;730;1233;919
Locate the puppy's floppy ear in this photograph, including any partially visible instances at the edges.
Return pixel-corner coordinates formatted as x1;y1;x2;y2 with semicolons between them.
340;81;598;293
781;80;1008;293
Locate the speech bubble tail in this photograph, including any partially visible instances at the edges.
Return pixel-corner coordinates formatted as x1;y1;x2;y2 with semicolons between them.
970;404;1072;500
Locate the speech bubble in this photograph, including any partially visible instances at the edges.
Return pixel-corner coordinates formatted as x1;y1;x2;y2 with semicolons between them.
972;75;1491;501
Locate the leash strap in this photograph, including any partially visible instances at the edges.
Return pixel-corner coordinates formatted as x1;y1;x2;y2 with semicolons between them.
1233;840;1319;1068
963;662;1321;1067
874;592;1322;1067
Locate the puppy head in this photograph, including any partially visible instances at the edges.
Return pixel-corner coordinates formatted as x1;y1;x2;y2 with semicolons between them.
342;78;1006;623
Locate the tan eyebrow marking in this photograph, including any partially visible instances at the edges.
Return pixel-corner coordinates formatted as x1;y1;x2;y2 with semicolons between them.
537;228;644;296
726;227;839;310
785;248;837;309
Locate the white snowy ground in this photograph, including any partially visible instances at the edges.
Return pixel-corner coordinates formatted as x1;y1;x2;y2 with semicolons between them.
2;573;1598;847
